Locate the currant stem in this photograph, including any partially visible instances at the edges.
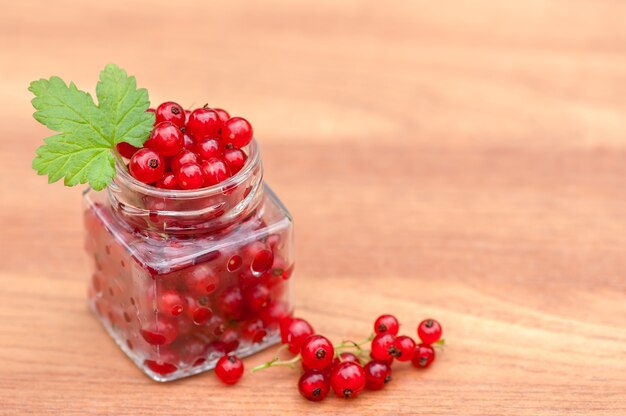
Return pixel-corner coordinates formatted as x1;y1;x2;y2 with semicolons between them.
112;148;127;171
334;333;375;355
252;354;301;372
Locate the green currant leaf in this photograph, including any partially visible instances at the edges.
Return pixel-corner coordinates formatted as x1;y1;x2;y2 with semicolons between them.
29;65;153;191
96;64;155;147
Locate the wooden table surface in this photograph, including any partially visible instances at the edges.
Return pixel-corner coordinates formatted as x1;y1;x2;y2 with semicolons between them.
1;1;626;414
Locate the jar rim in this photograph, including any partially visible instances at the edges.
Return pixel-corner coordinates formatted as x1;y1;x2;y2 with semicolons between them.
112;139;260;199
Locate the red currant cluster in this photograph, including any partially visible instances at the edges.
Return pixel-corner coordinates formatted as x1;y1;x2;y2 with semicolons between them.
117;101;252;189
213;314;444;400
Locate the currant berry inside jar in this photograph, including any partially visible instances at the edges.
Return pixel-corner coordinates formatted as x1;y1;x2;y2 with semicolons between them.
83;139;294;382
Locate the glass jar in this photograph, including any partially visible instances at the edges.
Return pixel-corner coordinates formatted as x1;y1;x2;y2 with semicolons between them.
83;139;294;382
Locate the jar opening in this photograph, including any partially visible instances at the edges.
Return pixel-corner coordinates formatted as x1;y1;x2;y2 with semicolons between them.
113;139;261;199
107;139;264;234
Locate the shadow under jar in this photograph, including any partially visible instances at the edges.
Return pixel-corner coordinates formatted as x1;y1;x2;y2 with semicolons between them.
83;139;294;382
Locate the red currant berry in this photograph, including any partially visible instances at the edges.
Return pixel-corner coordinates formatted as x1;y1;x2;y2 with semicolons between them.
182;295;213;325
412;343;436;369
182;264;219;296
218;286;244;319
175;162;204;190
417;319;442;345
244;241;274;276
364;361;392;390
162;156;172;172
140;317;177;345
240;318;267;343
243;283;271;312
281;317;315;354
223;148;247;175
221;117;253;149
227;254;242;272
279;316;293;342
144;359;177;375
196;138;223;160
183;133;195;149
192;306;213;325
116;142;139;159
392;335;416;361
186;108;221;140
201;157;231;186
215;355;244;385
332;352;361;368
238;270;260;287
370;333;397;361
157;290;185;316
219;327;240;353
155;101;185;129
330;362;366;399
301;335;334;371
260;301;290;329
206;315;227;337
171;149;199;173
298;370;330;402
182;264;220;296
374;314;399;336
155;172;180;190
214;108;230;124
145;122;184;157
129;148;165;184
207;340;228;357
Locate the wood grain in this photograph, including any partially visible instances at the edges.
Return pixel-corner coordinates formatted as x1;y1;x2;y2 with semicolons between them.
1;0;626;414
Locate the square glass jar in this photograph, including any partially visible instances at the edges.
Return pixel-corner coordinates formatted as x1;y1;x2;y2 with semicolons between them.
83;140;294;381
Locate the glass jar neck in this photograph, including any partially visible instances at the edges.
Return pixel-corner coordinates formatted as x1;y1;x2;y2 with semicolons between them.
107;140;264;236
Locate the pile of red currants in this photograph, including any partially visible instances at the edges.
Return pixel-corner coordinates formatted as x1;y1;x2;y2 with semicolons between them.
213;314;444;402
118;101;252;189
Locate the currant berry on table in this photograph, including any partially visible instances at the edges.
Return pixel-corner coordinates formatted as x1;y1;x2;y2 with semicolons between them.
374;314;400;336
364;360;392;391
298;370;330;402
301;335;334;371
412;343;436;369
215;355;244;385
251;314;445;402
330;361;366;399
392;335;416;362
332;352;361;367
417;319;443;345
280;317;315;354
370;333;397;361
